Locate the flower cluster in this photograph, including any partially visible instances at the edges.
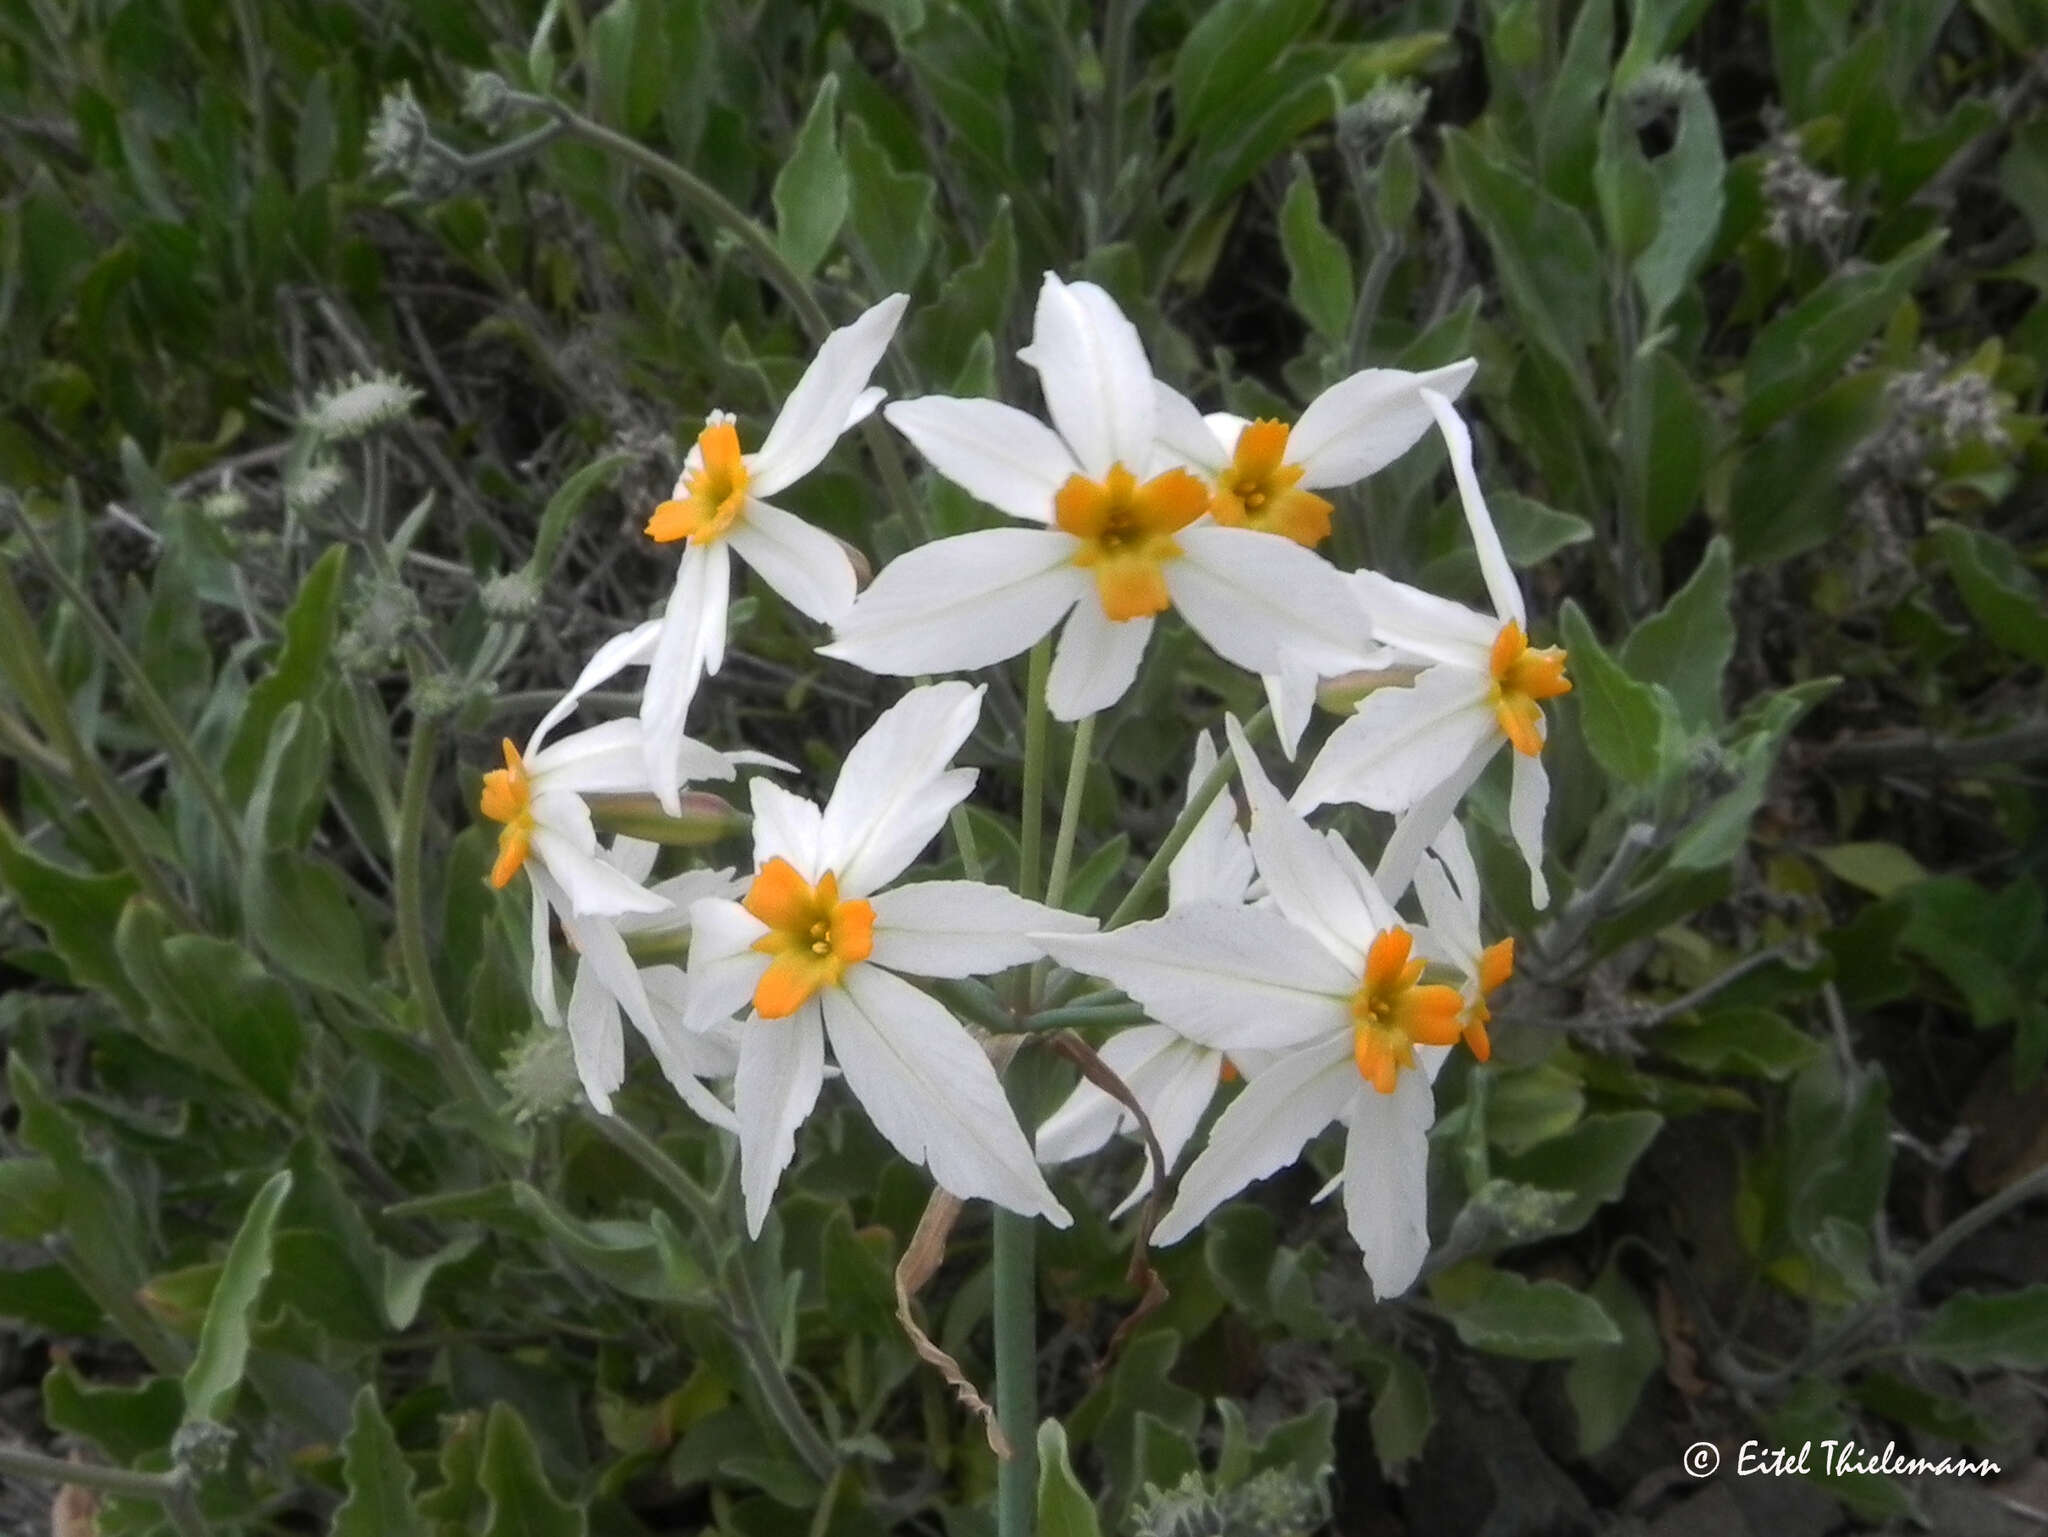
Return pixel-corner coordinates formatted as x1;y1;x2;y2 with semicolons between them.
476;274;1570;1294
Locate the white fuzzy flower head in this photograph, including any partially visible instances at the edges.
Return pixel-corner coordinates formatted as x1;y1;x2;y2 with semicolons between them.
285;457;346;514
365;83;431;178
303;372;423;441
498;1022;582;1122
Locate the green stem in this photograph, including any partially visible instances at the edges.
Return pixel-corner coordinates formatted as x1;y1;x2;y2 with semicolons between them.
0;563;197;928
1017;639;1053;903
1022;1002;1150;1033
1104;706;1269;930
10;504;246;866
0;1442;206;1527
1043;714;1095;912
586;1112;839;1483
393;717;500;1110
993;1209;1038;1537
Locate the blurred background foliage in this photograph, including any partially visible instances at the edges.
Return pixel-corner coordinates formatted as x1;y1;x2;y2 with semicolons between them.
1;0;2046;1533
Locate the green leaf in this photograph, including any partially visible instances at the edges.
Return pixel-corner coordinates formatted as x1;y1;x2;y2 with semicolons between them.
1559;600;1684;789
1916;1286;2048;1372
1036;1420;1101;1537
1485;1062;1586;1156
1428;1262;1621;1359
1495;1111;1664;1235
1356;1340;1432;1475
1656;1008;1822;1080
0;1158;65;1240
523;454;631;585
908;200;1016;386
1619;537;1733;727
1930;521;2048;666
0;1265;103;1333
242;850;372;997
222;543;346;805
8;1058;148;1290
182;1169;293;1425
0;813;144;1014
335;1385;431;1537
1595;102;1661;262
1492;491;1594;566
479;1402;587;1537
1623;348;1717;545
1812;842;1930;898
1171;0;1322;144
1280;158;1353;345
1741;229;1943;433
773;76;848;278
42;1363;182;1463
1634;78;1724;327
1898;876;2044;1029
843;113;935;292
589;0;668;136
1564;1260;1661;1455
382;1234;483;1332
1728;371;1888;564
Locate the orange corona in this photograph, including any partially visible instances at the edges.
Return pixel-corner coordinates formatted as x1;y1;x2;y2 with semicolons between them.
1486;620;1571;756
743;857;876;1018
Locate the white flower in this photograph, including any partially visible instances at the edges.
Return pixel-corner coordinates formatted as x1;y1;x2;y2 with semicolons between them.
639;293;908;813
536;835;747;1129
303;371;422;439
822;274;1366;720
1035;718;1480;1297
1409;819;1515;1066
1146;359;1477;754
1034;733;1260;1216
1292;390;1571;908
681;682;1093;1235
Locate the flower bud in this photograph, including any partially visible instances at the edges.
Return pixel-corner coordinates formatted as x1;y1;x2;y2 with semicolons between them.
479;570;542;620
463;70;516;132
1315;663;1426;715
498;1024;581;1122
586;789;747;846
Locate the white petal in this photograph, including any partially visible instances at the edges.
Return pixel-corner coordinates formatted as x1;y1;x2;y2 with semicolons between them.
1422;388;1523;627
1018;273;1156;477
727;499;858;623
1037;902;1354;1052
1035;1025;1188;1164
528;878;561;1028
870;881;1097;977
735;1004;827;1236
1152;1035;1358;1246
1510;746;1552;910
636;966;741;1132
1290;359;1479;489
564;956;625;1114
845;385;885;431
605;836;662;886
529;620;662;753
1166;733;1255;910
1413;849;1481;965
816;681;982;893
749;778;824;880
826;966;1070;1224
1372;739;1498;902
618;864;742;935
1168;526;1370;679
1431;818;1482;919
562;902;665;1045
1291;665;1497;814
1261;652;1317;762
1203;412;1251;453
1046;602;1151;720
684;898;772;1032
1341;1072;1436;1296
1150;382;1228;476
529;719;655;794
1107;1037;1230;1219
532;824;669;916
1350;571;1499;668
882;396;1078;523
749;293;908;497
643;541;730;814
820;529;1085;676
1224;715;1390;971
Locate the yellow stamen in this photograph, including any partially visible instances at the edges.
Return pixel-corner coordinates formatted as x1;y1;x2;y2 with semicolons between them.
1056;463;1208;621
743;857;875;1018
1349;928;1468;1092
1208;419;1333;547
479;738;535;889
1486;620;1571;757
647;417;750;546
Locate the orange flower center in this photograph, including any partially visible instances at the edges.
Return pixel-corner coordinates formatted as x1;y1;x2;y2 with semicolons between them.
1349;928;1467;1093
1055;462;1209;622
647;417;750;546
479;739;535;889
1209;420;1333;548
743;857;876;1018
1486;620;1571;757
1459;936;1515;1063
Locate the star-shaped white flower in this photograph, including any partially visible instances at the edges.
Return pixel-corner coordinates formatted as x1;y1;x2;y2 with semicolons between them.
681;682;1093;1235
536;835;747;1129
1293;390;1571;907
1034;733;1262;1216
821;274;1365;720
1036;718;1482;1297
638;292;908;812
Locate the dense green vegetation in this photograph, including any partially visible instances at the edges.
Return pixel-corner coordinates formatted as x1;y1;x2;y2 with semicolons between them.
1;1;2045;1534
